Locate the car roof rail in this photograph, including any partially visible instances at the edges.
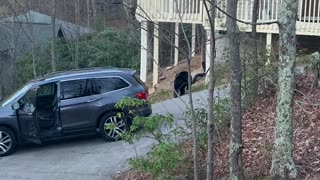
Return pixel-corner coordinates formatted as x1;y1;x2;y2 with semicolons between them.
41;66;116;78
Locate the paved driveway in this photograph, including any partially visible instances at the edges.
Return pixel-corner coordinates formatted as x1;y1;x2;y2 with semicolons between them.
0;86;229;180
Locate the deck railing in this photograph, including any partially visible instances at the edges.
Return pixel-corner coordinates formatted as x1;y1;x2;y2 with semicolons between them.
137;0;320;35
137;0;204;24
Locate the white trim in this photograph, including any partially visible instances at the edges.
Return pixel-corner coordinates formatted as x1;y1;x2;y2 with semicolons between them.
191;23;196;57
140;21;148;83
174;22;179;66
153;22;160;87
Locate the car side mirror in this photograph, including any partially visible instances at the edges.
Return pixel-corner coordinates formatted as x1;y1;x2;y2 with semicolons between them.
12;102;20;110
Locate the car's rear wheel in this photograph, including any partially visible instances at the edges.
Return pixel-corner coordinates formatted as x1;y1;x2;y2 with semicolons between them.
0;127;17;157
99;112;128;141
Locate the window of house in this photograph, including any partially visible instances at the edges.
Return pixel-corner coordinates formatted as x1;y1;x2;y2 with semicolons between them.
61;79;90;100
92;77;129;94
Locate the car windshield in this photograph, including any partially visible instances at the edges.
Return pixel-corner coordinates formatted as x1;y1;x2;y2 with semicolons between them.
0;83;33;107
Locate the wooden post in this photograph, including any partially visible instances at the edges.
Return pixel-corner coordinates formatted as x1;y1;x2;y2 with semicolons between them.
192;23;196;57
174;22;179;66
140;21;148;82
266;33;272;65
153;22;160;87
205;29;211;83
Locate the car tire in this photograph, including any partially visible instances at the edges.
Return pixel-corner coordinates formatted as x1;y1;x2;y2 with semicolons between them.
0;127;17;157
99;112;129;141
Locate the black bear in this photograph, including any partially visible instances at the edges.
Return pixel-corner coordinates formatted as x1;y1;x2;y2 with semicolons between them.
173;71;190;98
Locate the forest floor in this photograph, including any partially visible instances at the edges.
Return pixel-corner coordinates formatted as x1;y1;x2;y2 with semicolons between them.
115;73;320;180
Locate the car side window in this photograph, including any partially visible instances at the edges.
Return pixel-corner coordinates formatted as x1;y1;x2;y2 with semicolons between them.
92;77;129;94
19;89;37;113
61;79;90;100
37;83;55;97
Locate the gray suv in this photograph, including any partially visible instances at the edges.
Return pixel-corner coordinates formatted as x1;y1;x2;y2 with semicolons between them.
0;67;152;156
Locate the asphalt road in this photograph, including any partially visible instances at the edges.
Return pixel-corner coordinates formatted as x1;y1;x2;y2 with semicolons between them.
0;86;229;180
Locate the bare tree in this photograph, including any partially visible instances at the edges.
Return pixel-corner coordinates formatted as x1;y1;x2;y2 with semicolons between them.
91;0;97;27
4;0;37;81
74;0;80;69
251;0;260;100
86;0;91;28
23;1;38;78
51;0;56;72
10;1;17;86
123;0;137;24
226;0;243;179
203;0;216;179
270;0;298;179
30;22;37;78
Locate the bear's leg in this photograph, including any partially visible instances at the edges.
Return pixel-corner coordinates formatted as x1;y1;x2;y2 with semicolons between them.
180;85;186;96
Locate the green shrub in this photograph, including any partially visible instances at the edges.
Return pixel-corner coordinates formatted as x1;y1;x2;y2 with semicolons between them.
129;142;183;180
115;97;181;179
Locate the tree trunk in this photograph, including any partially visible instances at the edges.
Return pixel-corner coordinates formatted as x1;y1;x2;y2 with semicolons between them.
31;36;37;78
51;0;56;72
201;26;206;72
91;0;96;28
11;3;16;91
86;0;90;28
74;0;80;69
27;1;37;78
251;0;259;100
170;23;174;65
180;23;199;180
196;25;201;55
123;0;137;24
204;0;216;179
226;0;243;179
270;0;298;179
188;56;199;180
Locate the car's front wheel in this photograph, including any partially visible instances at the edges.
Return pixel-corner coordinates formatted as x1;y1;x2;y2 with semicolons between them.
99;112;128;141
0;127;17;157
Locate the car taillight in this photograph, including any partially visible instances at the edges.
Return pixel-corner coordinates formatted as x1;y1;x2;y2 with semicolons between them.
135;91;148;100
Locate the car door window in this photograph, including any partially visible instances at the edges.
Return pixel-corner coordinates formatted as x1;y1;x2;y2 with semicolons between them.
61;79;90;100
18;83;58;113
37;83;54;97
36;83;58;110
19;88;37;113
92;77;129;94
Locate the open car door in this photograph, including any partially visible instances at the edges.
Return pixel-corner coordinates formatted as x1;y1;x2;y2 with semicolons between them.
16;87;41;144
35;82;61;136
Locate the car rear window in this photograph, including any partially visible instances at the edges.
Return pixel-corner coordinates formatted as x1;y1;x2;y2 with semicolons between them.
92;77;129;94
133;73;145;87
